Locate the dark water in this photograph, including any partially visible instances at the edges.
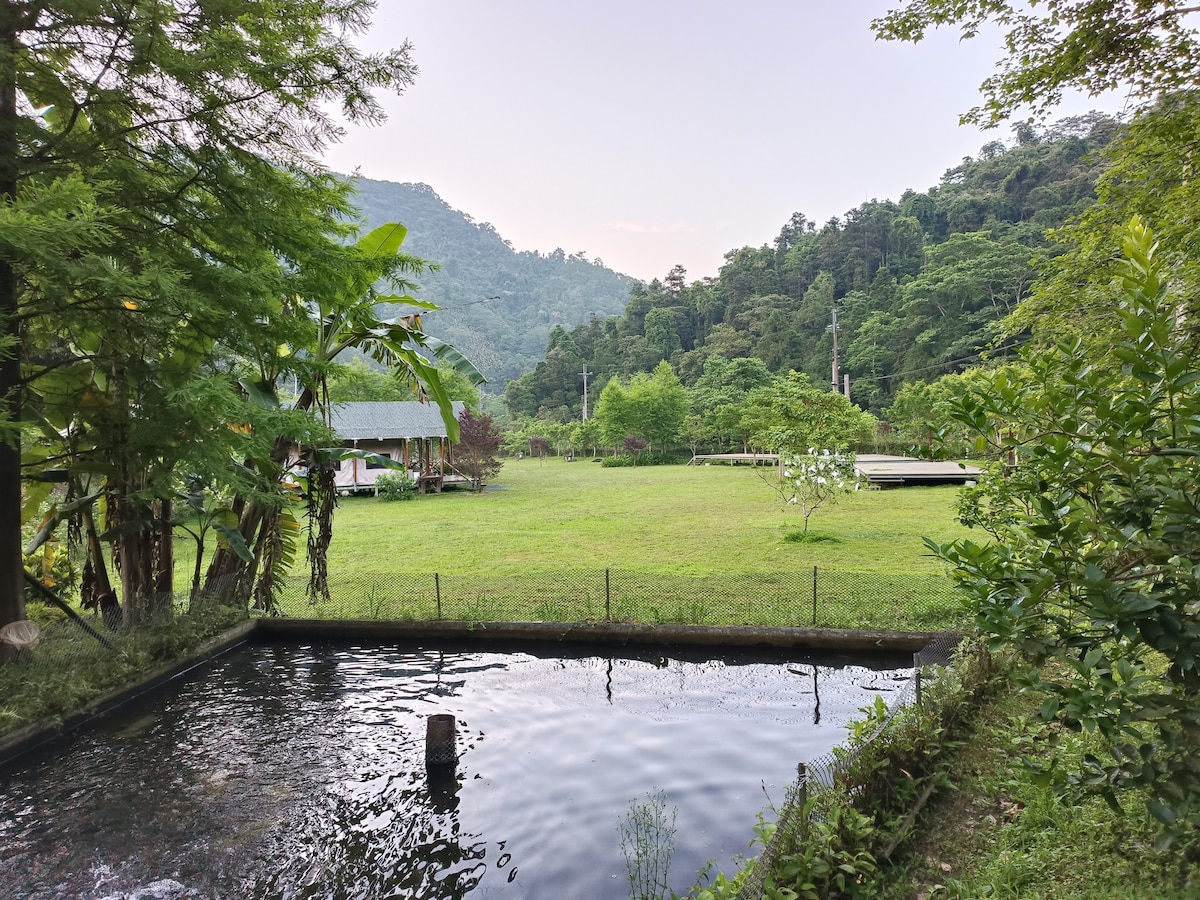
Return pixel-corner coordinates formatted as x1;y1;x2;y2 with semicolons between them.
0;641;911;899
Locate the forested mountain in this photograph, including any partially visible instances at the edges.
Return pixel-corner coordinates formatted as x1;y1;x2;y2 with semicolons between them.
504;113;1118;421
345;177;637;385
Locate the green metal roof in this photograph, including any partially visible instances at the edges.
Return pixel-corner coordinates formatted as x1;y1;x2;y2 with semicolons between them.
328;401;465;441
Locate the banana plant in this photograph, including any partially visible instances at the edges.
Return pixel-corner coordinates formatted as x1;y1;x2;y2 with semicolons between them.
203;221;484;609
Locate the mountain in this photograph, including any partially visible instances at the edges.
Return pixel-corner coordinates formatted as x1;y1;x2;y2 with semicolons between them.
344;177;637;389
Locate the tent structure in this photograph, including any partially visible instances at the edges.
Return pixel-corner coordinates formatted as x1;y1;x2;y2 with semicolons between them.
327;401;468;493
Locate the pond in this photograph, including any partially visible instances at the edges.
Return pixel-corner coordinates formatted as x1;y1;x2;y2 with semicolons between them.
0;640;913;899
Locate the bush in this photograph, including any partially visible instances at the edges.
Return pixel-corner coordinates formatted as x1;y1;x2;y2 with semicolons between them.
374;472;416;501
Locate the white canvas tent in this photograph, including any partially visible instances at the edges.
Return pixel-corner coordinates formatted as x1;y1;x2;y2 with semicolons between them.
327;401;467;493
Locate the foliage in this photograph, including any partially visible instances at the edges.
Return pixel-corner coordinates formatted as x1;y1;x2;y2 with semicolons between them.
873;1;1200;127
595;361;689;453
892;670;1200;899
926;221;1200;847
766;452;858;534
887;367;1030;459
0;604;247;734
599;451;680;468
0;1;479;631
456;408;503;491
619;789;677;900
742;372;876;456
325;357;411;403
374;472;416;502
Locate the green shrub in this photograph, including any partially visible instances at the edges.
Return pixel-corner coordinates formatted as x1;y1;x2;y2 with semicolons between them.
374;472;416;501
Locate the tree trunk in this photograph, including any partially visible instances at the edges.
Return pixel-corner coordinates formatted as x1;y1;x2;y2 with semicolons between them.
0;11;24;630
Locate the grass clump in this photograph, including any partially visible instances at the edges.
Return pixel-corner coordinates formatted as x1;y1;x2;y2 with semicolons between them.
890;677;1199;899
0;602;246;739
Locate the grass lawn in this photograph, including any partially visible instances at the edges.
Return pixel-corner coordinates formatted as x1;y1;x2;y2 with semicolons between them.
324;457;972;576
261;458;976;627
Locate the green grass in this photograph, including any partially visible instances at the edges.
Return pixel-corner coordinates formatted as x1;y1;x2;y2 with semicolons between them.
263;458;976;626
0;604;246;738
323;458;970;575
882;671;1199;899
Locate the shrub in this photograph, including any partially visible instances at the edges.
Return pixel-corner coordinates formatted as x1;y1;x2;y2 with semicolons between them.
374;472;416;501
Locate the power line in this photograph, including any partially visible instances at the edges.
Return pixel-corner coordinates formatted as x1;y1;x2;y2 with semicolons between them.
432;296;501;314
868;341;1028;383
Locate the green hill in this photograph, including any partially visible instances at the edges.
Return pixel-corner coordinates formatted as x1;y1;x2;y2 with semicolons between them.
345;177;637;387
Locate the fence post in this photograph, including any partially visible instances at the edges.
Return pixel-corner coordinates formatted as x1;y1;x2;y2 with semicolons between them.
796;762;809;839
812;566;818;626
605;568;611;622
436;572;442;620
914;652;923;708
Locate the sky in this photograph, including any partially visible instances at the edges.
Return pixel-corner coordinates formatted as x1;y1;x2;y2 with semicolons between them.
322;1;1126;283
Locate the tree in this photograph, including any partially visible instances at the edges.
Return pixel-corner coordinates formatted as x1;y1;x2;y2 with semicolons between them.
769;451;857;535
873;1;1200;127
926;221;1200;842
456;409;503;492
0;2;443;629
741;371;876;457
327;358;410;403
202;223;479;609
594;361;688;454
887;367;1029;459
569;419;602;458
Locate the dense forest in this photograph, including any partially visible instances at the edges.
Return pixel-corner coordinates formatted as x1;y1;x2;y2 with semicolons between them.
347;178;636;384
503;113;1118;421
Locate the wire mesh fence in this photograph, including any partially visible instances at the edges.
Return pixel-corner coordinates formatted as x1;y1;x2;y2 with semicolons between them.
274;566;968;631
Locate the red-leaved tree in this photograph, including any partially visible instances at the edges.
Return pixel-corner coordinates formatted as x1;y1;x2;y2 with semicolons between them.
457;409;504;492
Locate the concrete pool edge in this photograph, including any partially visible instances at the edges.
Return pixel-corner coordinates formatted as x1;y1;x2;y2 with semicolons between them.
0;619;257;766
0;618;959;767
253;617;954;652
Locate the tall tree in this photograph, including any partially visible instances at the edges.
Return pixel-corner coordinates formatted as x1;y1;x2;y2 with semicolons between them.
1;1;425;629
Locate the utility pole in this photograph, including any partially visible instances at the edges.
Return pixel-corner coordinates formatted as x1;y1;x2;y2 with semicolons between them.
829;307;840;394
580;365;591;421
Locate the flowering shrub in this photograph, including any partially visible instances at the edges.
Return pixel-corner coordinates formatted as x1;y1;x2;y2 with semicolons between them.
775;450;857;534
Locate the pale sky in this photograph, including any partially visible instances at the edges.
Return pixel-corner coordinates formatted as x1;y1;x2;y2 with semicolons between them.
323;1;1125;283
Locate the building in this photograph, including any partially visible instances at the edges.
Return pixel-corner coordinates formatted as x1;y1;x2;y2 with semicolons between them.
327;401;468;493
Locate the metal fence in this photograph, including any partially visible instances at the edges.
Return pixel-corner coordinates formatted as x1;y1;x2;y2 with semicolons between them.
275;566;968;631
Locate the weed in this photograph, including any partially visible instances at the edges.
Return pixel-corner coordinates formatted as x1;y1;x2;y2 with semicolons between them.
620;789;677;900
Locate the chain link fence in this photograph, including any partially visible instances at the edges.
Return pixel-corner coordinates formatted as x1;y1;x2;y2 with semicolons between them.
275;566;968;631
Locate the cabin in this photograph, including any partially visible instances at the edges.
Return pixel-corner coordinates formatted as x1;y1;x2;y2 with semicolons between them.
328;401;469;494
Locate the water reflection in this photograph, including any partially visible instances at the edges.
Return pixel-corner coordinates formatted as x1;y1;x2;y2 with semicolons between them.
0;641;911;899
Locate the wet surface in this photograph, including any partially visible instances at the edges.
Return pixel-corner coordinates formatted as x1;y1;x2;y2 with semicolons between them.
0;641;911;899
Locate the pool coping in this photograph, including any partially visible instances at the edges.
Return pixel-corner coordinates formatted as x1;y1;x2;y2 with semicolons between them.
254;617;950;652
0;618;957;768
